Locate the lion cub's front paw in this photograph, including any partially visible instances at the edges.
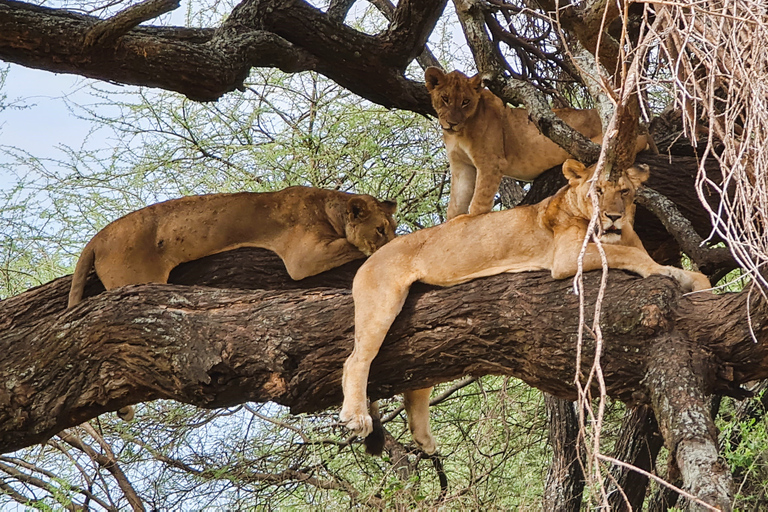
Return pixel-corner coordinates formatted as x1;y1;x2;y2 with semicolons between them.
340;406;373;438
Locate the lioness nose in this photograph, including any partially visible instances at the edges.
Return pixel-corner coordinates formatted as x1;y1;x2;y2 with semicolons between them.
606;213;621;222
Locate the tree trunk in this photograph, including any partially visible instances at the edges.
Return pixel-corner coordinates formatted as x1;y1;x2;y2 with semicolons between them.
543;396;584;512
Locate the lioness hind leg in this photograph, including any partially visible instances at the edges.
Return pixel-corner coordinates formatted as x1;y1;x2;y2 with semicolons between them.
404;387;437;454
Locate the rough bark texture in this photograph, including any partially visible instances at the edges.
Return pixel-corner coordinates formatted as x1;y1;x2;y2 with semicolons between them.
646;336;734;511
1;247;766;459
0;0;442;113
543;396;584;512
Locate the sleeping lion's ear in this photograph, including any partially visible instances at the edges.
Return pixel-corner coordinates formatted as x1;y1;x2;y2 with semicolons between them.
424;67;445;91
562;159;589;183
347;197;371;220
626;163;650;186
380;200;397;215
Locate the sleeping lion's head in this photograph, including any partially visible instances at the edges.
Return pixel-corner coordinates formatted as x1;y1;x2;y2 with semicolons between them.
344;196;398;256
561;159;650;244
424;67;484;133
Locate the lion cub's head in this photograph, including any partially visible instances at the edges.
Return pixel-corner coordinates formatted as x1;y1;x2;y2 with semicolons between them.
345;196;398;256
561;159;650;244
425;67;484;133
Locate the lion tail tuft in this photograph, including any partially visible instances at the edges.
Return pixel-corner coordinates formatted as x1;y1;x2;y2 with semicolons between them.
363;401;385;456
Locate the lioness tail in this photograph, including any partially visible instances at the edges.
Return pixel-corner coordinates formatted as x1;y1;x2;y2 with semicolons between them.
68;245;95;308
363;401;385;456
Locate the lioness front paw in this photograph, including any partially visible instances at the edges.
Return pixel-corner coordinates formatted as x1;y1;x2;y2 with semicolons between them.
340;406;373;437
662;266;710;293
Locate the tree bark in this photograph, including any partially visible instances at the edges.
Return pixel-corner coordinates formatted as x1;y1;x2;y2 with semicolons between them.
0;0;441;113
0;247;764;452
543;396;584;512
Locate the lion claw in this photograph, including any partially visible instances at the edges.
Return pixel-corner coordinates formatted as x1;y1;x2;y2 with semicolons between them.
340;407;373;437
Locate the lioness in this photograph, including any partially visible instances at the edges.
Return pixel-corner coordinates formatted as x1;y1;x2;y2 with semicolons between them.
68;186;397;308
425;67;647;219
340;160;709;454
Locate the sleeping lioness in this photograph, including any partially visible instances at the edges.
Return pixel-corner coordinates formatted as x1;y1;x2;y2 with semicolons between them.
68;186;396;422
425;67;648;219
68;186;397;308
340;159;709;454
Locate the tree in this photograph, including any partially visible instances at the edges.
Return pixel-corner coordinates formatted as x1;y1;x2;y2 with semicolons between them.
1;0;767;509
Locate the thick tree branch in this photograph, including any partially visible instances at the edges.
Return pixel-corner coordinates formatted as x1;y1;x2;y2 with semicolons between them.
1;247;766;456
0;0;440;113
646;336;734;510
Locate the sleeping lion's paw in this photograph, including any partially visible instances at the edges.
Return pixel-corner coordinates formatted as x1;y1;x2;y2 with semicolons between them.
340;406;373;437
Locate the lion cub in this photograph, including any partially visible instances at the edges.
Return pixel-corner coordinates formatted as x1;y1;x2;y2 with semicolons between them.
425;67;647;219
67;186;397;308
340;160;709;455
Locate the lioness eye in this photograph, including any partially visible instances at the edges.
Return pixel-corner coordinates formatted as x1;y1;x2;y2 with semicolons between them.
595;187;603;195
621;188;630;195
377;226;386;236
461;99;470;107
441;95;449;104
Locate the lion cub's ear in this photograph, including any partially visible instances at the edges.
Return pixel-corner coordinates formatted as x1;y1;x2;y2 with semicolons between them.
380;200;397;215
626;163;650;186
347;197;371;221
469;73;484;92
424;67;445;91
561;159;590;184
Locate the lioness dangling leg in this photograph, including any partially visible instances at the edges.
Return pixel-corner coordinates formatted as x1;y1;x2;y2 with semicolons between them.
404;387;437;454
340;263;413;437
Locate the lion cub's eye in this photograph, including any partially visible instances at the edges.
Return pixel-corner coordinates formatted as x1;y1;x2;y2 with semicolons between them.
441;95;449;104
377;226;387;237
461;99;470;107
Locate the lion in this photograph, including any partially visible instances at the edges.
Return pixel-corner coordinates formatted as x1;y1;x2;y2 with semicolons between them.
67;187;396;421
68;186;397;308
340;159;709;455
424;67;648;219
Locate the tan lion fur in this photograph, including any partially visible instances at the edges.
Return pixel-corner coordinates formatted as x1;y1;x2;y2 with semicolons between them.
340;160;709;454
68;186;397;308
424;67;648;219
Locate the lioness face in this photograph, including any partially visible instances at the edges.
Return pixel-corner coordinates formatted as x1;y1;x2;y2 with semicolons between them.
345;196;398;256
563;159;650;244
425;67;483;133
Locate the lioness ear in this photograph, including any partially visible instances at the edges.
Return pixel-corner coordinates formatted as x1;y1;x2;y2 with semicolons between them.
626;163;650;186
380;200;397;215
424;67;445;91
469;73;484;92
347;197;370;221
562;159;589;183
